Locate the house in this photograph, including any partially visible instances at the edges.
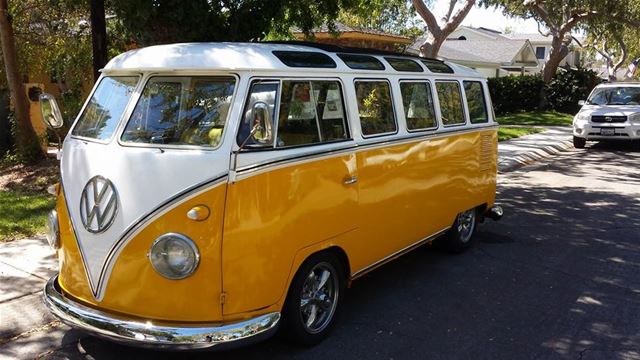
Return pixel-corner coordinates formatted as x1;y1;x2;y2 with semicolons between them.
407;26;587;78
291;23;412;52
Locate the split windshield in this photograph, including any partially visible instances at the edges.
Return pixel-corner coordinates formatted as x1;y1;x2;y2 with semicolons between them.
121;76;236;147
72;76;139;141
587;87;640;106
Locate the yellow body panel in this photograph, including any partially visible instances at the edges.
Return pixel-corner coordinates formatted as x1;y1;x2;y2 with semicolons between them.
221;128;496;315
56;127;496;323
58;185;228;322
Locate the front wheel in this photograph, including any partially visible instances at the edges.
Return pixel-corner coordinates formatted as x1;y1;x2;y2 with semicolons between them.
443;208;477;254
573;136;586;148
282;252;345;346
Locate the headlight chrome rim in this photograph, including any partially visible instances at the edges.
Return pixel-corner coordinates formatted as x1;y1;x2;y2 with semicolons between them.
148;233;200;280
46;210;60;249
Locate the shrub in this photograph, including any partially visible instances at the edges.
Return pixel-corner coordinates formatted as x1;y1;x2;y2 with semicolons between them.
545;67;601;114
488;74;545;115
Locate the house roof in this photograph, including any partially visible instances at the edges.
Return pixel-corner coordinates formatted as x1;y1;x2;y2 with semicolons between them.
291;22;411;43
407;36;539;67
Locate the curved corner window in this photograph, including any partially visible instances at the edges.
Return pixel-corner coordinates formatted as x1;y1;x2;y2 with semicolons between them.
355;80;397;136
436;81;465;126
121;76;235;148
421;59;454;74
463;81;489;124
400;82;437;131
272;51;336;68
72;76;139;141
338;54;385;70
385;58;424;72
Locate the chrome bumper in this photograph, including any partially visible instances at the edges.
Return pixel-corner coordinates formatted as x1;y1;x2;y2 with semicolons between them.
43;276;280;349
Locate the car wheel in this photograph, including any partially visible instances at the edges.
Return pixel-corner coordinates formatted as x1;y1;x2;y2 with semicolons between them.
573;136;586;148
282;252;345;346
443;208;477;254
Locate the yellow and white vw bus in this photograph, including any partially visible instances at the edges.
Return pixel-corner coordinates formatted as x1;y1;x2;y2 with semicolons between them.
41;42;502;349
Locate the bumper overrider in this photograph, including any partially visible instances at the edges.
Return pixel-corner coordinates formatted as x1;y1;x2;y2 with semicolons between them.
43;276;280;349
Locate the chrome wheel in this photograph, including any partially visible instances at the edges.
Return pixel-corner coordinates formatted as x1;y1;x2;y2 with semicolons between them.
457;209;476;243
299;262;339;334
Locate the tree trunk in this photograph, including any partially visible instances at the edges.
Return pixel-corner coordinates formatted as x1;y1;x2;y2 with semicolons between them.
90;0;107;82
0;0;44;162
420;33;444;58
542;35;566;83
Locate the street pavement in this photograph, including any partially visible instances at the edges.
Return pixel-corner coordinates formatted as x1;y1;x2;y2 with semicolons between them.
2;138;640;359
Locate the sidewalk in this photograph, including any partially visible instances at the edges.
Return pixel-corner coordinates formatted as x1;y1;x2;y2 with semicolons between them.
0;126;574;358
498;126;573;173
0;238;82;360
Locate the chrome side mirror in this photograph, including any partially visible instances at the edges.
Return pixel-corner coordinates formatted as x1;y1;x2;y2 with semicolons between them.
578;100;586;106
39;93;64;129
250;101;273;145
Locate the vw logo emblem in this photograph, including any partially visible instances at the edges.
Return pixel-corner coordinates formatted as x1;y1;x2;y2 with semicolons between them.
79;176;118;233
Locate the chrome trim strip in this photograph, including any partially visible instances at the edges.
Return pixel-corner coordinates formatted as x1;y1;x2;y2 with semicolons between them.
43;276;280;349
236;125;498;180
95;174;229;300
351;227;450;280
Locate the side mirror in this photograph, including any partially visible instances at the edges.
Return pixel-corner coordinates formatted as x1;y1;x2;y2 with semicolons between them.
39;93;64;129
250;101;273;145
578;100;586;106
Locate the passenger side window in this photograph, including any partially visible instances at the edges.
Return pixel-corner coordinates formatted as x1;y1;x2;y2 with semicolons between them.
436;81;465;126
355;80;397;136
463;81;489;124
276;80;348;147
237;82;278;147
400;82;437;131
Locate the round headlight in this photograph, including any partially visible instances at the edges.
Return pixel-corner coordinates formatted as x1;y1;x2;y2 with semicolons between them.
46;210;60;249
148;233;199;280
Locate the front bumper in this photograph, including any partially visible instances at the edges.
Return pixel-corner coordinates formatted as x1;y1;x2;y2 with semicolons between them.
574;123;640;140
43;276;280;350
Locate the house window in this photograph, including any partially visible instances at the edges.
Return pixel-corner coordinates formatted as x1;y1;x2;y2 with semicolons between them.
535;47;546;60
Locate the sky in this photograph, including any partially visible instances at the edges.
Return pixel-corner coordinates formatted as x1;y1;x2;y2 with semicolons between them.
429;0;541;34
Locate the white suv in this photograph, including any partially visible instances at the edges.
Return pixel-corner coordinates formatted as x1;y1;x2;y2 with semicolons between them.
573;83;640;148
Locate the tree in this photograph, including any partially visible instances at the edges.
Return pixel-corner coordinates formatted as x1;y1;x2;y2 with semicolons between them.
0;0;44;162
573;24;627;81
90;0;107;82
484;0;640;82
107;0;364;46
411;0;476;58
338;0;423;39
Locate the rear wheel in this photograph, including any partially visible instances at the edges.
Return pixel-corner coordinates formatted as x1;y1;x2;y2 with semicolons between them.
282;252;345;346
573;136;586;148
443;208;477;254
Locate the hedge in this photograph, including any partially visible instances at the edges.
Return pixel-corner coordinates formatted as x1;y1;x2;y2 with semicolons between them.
488;68;602;116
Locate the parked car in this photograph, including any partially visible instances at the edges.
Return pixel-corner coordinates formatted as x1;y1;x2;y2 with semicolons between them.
39;42;503;350
573;83;640;148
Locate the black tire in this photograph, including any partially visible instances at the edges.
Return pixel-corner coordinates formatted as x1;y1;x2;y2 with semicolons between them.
573;136;586;149
282;252;345;346
443;208;478;254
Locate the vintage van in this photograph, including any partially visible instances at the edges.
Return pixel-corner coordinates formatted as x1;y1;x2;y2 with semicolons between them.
41;42;503;349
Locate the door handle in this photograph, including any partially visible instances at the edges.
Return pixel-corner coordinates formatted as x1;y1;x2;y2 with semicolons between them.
343;175;358;185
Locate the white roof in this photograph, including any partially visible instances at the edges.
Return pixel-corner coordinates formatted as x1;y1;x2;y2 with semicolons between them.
103;42;482;78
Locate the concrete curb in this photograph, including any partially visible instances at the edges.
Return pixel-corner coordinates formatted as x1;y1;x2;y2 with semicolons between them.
498;127;574;173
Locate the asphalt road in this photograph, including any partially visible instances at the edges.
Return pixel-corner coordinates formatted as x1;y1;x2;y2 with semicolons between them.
43;142;640;360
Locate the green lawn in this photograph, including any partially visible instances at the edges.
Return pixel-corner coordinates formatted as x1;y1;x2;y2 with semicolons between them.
0;191;55;242
496;111;574;126
498;127;544;142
